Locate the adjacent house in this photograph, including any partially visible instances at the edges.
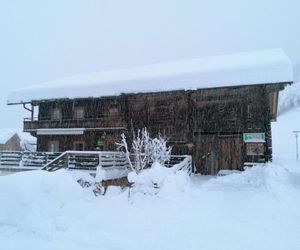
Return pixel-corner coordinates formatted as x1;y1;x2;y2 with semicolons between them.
0;129;37;151
7;49;293;174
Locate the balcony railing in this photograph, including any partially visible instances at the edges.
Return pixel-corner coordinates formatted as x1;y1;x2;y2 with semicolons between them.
24;116;126;131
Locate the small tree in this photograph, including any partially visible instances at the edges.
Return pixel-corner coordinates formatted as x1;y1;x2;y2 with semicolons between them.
131;128;150;173
116;133;134;172
117;128;172;174
148;135;172;165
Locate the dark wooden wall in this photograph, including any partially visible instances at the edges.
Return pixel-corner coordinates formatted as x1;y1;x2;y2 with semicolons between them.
38;98;121;120
34;83;284;174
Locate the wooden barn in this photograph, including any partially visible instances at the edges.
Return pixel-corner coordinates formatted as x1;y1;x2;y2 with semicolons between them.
8;49;293;174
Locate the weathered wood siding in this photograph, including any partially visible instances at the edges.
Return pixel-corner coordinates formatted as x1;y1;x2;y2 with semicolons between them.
29;83;285;174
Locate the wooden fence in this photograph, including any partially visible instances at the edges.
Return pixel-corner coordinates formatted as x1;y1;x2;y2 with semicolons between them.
0;151;61;170
0;150;192;174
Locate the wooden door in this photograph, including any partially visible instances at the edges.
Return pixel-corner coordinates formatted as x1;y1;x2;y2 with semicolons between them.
193;135;219;175
193;134;243;175
218;135;243;171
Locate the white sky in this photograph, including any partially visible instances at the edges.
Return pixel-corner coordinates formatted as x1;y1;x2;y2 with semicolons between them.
0;0;300;129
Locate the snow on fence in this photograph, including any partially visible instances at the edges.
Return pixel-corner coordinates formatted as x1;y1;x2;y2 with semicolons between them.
0;151;60;170
0;150;192;174
43;151;129;172
171;155;193;175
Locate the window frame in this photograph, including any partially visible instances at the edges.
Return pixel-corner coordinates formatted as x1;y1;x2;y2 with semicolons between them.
73;141;85;151
50;108;62;120
48;141;60;152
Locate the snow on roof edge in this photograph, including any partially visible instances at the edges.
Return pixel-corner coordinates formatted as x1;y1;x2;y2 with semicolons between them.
7;49;293;104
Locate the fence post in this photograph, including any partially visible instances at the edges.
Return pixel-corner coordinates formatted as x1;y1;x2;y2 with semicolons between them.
45;153;48;165
99;152;102;167
66;153;70;169
113;153;116;168
20;151;23;167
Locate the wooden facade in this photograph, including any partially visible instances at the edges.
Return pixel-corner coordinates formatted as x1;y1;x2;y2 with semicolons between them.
23;83;286;175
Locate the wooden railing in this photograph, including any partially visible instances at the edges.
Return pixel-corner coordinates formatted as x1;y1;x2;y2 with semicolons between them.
43;151;193;174
170;155;193;175
0;151;61;169
0;150;192;175
43;151;128;172
23;117;126;131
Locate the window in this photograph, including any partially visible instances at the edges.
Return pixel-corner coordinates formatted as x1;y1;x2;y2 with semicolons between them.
48;141;59;152
74;107;84;119
51;108;62;120
246;143;265;156
109;107;119;115
73;141;85;151
247;104;252;120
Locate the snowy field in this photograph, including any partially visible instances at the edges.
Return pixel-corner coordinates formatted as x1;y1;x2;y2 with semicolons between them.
0;110;300;250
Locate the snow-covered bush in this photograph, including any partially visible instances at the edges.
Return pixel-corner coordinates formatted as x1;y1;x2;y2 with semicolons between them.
128;162;190;196
147;136;172;165
117;128;172;173
131;128;151;173
116;129;181;196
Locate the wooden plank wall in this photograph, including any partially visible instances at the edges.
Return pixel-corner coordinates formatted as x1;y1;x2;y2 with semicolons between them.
35;84;284;174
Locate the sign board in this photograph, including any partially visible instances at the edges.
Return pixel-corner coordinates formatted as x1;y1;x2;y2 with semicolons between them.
97;139;104;147
243;133;265;143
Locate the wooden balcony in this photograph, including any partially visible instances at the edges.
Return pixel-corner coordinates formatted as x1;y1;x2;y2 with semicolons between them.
24;117;126;132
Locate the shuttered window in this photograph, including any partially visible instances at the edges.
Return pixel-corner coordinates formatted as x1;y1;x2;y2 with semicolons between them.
74;107;84;119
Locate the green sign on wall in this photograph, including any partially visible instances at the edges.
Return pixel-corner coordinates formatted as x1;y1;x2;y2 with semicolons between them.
243;133;265;143
97;139;104;147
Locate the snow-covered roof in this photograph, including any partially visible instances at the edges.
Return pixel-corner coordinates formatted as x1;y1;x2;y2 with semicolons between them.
7;49;293;104
0;129;36;145
0;129;18;144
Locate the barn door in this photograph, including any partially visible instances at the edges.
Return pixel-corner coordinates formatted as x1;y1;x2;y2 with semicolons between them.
193;134;243;175
193;135;219;175
218;135;243;172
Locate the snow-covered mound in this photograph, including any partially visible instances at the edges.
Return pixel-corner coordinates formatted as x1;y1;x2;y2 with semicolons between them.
0;170;87;227
202;163;294;197
278;63;300;115
278;81;300;115
128;162;190;196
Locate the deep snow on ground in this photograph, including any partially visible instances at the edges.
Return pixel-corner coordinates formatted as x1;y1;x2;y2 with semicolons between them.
0;111;300;250
272;107;300;163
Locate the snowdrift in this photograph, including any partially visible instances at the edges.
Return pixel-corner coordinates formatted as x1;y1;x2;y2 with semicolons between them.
0;170;87;233
202;163;296;196
128;162;190;196
278;81;300;115
0;161;300;250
